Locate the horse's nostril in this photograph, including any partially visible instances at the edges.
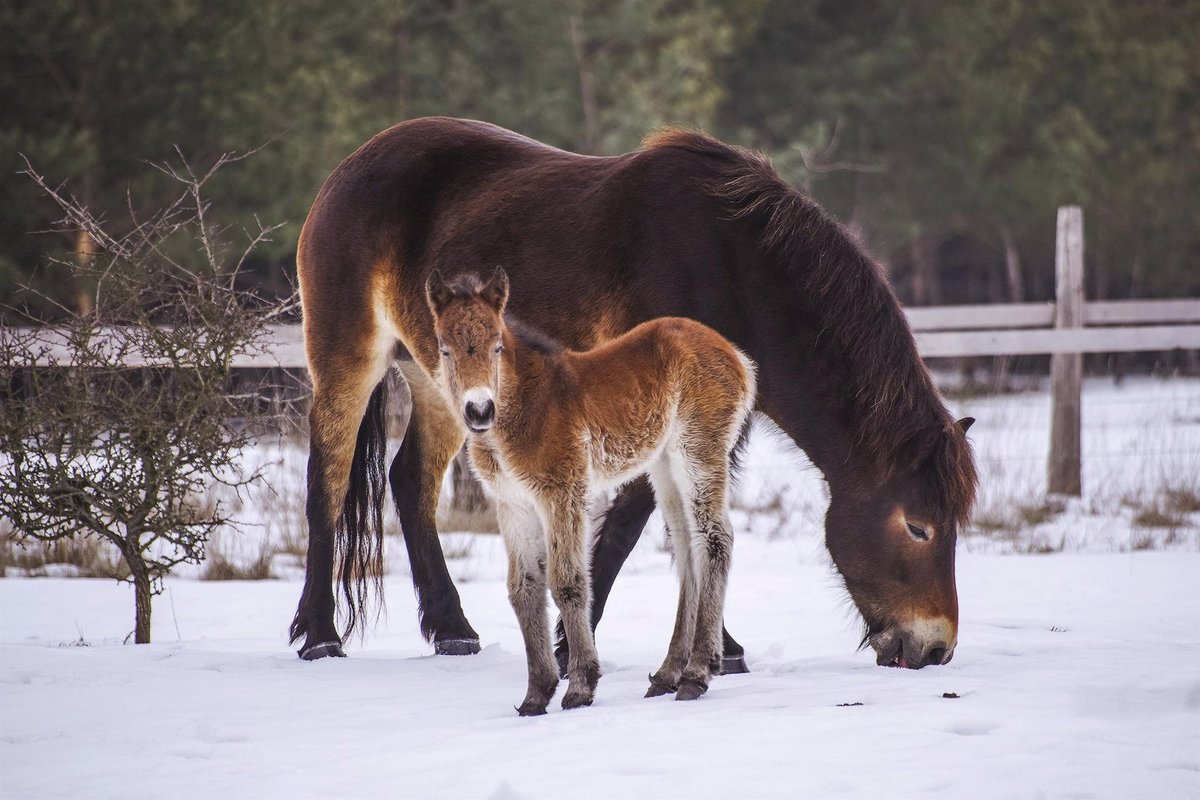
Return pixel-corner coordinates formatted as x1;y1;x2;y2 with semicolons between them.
927;647;946;666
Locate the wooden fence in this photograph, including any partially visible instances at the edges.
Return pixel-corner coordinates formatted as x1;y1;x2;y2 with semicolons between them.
15;208;1200;496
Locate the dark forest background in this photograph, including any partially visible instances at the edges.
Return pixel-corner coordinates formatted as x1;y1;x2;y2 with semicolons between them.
3;0;1198;319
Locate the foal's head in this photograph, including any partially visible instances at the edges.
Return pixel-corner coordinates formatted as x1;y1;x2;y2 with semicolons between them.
425;267;510;433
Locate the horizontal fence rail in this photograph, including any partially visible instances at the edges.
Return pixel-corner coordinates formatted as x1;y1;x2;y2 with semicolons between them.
913;322;1200;358
903;298;1200;333
10;297;1200;368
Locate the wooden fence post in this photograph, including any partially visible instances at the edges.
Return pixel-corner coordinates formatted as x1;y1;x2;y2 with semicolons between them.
1048;206;1083;495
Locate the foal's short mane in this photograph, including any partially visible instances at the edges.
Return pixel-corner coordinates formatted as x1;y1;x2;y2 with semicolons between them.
643;129;976;525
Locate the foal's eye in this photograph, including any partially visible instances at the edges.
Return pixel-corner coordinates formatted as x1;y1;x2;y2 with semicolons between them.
494;344;503;354
439;348;449;358
906;521;931;542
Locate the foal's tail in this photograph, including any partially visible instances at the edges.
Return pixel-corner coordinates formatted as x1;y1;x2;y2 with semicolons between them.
336;379;389;640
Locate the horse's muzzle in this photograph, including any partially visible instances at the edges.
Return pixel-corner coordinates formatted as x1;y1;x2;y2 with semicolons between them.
870;617;956;669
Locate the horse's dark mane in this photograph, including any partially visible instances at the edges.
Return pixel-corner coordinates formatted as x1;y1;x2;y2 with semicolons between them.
644;129;977;525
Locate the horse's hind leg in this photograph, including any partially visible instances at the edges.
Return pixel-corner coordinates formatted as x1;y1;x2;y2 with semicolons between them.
290;321;391;659
389;360;479;654
644;459;697;698
497;501;558;716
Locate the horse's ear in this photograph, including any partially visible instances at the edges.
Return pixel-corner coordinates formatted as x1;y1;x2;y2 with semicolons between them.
906;423;944;471
481;266;509;312
956;417;975;435
425;269;452;314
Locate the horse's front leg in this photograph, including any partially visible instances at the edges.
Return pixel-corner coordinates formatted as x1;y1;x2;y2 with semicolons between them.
545;492;600;710
497;501;558;716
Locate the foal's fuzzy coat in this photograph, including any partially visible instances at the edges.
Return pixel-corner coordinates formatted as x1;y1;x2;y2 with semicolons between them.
426;269;756;714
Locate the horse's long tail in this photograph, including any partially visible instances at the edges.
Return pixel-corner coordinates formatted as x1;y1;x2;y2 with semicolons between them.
336;378;389;640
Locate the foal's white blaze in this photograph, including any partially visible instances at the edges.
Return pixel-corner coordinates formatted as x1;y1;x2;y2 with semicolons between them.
463;386;494;408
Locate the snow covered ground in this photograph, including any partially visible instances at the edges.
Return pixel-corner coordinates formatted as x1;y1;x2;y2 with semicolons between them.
2;377;1200;798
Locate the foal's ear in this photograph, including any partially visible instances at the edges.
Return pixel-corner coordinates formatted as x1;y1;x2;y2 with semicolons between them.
480;266;509;311
425;270;453;314
956;417;976;435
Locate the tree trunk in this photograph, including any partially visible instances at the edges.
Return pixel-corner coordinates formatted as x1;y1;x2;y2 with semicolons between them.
909;235;941;305
394;18;411;120
1000;223;1025;303
566;14;598;153
129;563;153;644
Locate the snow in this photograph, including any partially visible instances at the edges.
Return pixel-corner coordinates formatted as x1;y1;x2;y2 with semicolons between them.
2;377;1200;798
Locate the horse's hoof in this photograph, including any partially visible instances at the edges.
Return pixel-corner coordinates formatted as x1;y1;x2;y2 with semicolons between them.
554;648;569;679
561;691;594;710
516;703;548;717
675;678;708;701
644;673;676;698
299;640;346;660
434;638;481;656
718;654;749;675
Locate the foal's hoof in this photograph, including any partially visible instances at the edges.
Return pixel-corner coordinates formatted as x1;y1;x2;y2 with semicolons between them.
434;638;481;656
675;678;708;701
516;702;548;717
644;673;676;698
299;640;346;660
717;654;750;676
561;690;594;710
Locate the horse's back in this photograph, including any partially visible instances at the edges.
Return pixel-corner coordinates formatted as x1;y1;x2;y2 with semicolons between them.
301;117;732;274
298;118;755;372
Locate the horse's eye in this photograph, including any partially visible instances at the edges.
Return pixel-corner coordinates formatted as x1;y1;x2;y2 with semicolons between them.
494;344;503;354
439;348;449;358
906;521;931;542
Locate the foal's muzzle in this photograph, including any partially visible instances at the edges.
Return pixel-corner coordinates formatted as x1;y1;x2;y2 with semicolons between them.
464;398;495;432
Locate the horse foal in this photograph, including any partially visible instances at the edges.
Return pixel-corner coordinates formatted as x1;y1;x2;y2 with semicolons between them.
425;268;756;714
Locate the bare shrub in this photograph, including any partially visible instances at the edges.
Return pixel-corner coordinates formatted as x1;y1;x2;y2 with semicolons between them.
1132;506;1187;529
1164;486;1200;515
0;153;289;642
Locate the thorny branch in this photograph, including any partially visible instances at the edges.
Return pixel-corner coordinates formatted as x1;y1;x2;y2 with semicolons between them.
1;151;293;643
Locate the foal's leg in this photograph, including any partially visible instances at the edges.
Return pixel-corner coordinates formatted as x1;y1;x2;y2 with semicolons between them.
676;473;734;701
497;501;558;716
556;476;749;678
389;361;480;654
544;494;601;710
644;460;698;698
555;476;655;676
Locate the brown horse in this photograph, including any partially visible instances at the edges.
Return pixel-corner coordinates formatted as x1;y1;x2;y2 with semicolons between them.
424;268;755;713
289;117;976;673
